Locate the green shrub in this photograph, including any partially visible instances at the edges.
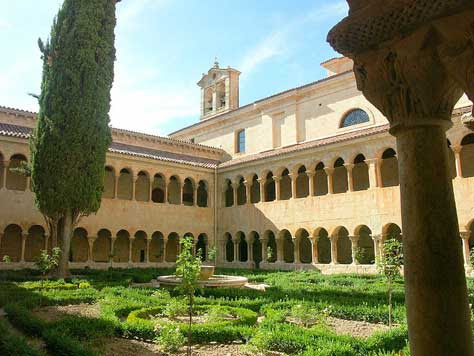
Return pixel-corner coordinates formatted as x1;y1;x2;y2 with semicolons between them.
0;319;45;356
51;315;116;340
163;298;188;319
156;325;186;353
4;303;45;337
43;328;99;356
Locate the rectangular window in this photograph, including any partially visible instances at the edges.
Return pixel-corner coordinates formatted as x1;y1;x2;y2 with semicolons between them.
236;129;245;153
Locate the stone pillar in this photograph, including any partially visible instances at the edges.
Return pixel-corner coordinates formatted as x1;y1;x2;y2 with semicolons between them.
145;239;151;264
233;240;239;262
461;232;471;267
193;186;198;206
248;239;254;265
149;178;154;201
366;158;379;189
261;238;268;263
273;176;281;200
162;237;168;263
232;183;238;206
289;173;297;199
345;164;354;192
372;234;382;264
328;6;474;353
349;236;359;265
1;160;7;189
114;175;119;198
211;87;217;112
87;238;94;263
329;236;338;265
110;237;116;264
257;178;265;202
128;238;133;264
310;237;319;264
20;232;27;263
43;234;49;252
180;184;184;205
306;171;315;196
131;174;137;200
452;146;463;179
276;238;284;263
324;167;334;194
293;238;300;264
244;180;251;204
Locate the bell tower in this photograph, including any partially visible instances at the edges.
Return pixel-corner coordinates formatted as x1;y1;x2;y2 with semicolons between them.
197;59;240;120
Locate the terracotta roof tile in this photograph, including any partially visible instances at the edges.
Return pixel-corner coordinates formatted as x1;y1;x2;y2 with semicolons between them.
0;123;219;169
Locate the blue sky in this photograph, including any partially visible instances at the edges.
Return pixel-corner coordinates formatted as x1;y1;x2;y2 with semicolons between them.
0;1;348;135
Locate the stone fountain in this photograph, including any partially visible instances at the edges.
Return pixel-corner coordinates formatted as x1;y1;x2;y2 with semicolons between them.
156;264;248;288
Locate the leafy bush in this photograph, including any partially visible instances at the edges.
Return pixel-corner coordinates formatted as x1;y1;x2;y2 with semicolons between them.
0;319;45;356
163;298;188;319
4;303;45;337
42;328;99;356
156;325;186;353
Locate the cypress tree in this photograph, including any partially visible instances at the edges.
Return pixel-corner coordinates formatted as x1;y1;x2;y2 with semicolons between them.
30;0;119;277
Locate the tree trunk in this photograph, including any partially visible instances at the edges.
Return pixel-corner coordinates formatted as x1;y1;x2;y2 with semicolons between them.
57;209;73;278
188;295;192;356
388;279;392;328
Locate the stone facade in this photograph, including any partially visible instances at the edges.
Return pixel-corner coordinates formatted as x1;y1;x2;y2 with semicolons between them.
0;58;473;273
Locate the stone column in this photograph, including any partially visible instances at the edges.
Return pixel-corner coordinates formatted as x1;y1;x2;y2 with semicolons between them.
43;234;49;252
324;167;334;194
248;238;254;265
261;238;268;263
233;239;239;262
257;178;265;202
114;175;119;198
180;184;184;205
366;159;379;189
211;87;217;112
310;237;319;264
128;238;133;264
306;171;315;196
131;174;137;201
372;234;382;264
329;236;338;265
110;237;116;264
149;178;154;201
349;236;359;265
293;238;300;264
276;238;284;263
232;183;238;206
345;163;355;192
145;239;151;264
87;237;94;263
289;173;297;199
162;237;168;263
452;146;463;179
193;186;198;206
461;232;471;267
328;6;474;354
1;160;8;189
20;232;27;263
244;180;252;204
273;176;281;200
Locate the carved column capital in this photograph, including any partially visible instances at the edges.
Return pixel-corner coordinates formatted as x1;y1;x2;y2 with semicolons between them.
460;231;471;240
323;167;334;176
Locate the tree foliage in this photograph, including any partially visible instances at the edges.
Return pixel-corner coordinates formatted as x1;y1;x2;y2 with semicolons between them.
30;0;118;276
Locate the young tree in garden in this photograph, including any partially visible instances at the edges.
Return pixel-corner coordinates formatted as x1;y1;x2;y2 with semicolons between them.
378;238;403;327
30;0;119;277
175;236;202;356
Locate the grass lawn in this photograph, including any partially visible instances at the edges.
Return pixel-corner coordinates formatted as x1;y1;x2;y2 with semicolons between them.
0;267;458;356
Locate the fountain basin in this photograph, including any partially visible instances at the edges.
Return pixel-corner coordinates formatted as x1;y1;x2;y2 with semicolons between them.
199;265;215;280
156;274;248;288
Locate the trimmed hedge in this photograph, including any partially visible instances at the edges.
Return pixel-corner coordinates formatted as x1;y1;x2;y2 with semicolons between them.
0;319;45;356
125;304;257;342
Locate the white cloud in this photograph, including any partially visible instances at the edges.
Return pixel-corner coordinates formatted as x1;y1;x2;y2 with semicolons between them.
117;0;169;26
238;1;347;79
109;63;199;136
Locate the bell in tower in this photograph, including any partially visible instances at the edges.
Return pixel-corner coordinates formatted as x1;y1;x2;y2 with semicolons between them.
197;58;240;120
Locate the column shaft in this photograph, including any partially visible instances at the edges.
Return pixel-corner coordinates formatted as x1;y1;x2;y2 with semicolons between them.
114;176;119;198
293;239;300;264
88;238;94;263
330;237;338;264
261;239;268;262
345;164;354;192
128;239;133;263
311;238;319;264
233;241;239;262
258;179;265;202
324;168;334;194
350;236;359;264
244;181;251;204
273;177;281;200
307;172;315;196
396;124;471;353
289;173;297;199
453;147;463;178
366;159;379;189
20;233;27;263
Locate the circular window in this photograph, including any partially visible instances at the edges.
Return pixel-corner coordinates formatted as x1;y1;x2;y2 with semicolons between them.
340;109;370;128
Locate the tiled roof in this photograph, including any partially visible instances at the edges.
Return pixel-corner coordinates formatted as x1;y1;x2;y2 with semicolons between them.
0;122;219;169
219;105;473;169
0;105;224;154
219;124;390;169
109;142;219;168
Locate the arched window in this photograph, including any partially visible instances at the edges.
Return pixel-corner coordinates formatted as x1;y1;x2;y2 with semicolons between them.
264;172;275;202
280;169;291;200
250;175;260;203
295;165;309;198
237;177;246;205
216;81;226;109
381;148;399;187
168;176;181;204
135;171;150;202
152;174;166;203
197;180;208;207
353;154;369;191
117;168;133;200
224;179;233;207
314;162;328;196
340;109;370;128
333;158;348;194
236;129;245;153
6;154;28;191
182;178;194;206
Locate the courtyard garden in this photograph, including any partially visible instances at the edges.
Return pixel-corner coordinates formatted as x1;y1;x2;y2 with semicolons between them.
0;266;432;356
